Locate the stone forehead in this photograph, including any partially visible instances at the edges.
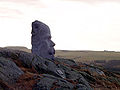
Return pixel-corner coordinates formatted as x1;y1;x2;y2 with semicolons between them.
32;20;50;34
32;20;44;26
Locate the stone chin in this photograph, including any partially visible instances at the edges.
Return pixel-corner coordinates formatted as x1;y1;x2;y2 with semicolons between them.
47;54;55;60
48;48;55;60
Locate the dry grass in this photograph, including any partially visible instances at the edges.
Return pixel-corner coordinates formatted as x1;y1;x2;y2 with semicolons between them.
55;50;120;62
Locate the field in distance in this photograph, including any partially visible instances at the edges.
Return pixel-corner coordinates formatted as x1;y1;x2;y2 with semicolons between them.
55;50;120;62
55;50;120;71
3;46;120;62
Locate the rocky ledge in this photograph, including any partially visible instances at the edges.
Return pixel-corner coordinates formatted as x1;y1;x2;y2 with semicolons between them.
0;48;120;90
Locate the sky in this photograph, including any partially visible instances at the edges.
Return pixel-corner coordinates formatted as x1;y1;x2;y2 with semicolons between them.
0;0;120;51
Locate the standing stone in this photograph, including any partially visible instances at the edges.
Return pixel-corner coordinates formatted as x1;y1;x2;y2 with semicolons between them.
31;20;55;60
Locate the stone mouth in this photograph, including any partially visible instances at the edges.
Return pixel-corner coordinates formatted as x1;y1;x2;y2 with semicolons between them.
49;52;53;55
47;54;54;60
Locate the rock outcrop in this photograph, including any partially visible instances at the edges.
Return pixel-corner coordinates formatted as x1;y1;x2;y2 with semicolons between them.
31;20;55;60
0;48;120;90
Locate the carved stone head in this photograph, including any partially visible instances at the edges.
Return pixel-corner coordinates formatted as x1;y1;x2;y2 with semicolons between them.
31;20;55;60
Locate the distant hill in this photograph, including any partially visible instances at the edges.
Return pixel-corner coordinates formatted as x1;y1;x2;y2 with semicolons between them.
55;50;120;62
3;46;120;62
55;50;120;72
4;46;31;52
3;46;120;72
0;48;120;90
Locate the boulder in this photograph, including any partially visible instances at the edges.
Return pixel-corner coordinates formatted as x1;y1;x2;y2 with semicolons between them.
0;48;92;90
33;74;74;90
0;57;24;85
0;48;119;89
0;48;65;78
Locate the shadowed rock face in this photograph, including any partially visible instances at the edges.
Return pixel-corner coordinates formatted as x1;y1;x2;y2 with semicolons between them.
31;20;55;60
0;49;120;89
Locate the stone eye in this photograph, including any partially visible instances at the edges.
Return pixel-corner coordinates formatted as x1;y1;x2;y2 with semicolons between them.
48;36;51;39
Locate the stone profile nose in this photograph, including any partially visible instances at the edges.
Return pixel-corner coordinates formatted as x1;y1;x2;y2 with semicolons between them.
51;41;55;46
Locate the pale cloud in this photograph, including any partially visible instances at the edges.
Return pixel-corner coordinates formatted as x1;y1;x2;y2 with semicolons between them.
60;0;120;2
0;0;120;51
0;0;39;5
0;0;46;19
0;0;46;8
0;7;22;14
60;0;120;3
0;7;23;18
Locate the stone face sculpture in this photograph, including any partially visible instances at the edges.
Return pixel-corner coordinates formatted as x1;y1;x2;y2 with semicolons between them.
31;20;55;60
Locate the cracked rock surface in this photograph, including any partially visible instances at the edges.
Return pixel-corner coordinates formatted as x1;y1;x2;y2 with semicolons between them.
0;48;120;90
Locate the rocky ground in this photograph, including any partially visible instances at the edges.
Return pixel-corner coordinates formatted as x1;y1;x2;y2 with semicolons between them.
0;48;120;90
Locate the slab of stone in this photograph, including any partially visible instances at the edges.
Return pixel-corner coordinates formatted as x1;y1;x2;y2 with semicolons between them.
0;57;24;85
0;48;92;90
31;20;55;60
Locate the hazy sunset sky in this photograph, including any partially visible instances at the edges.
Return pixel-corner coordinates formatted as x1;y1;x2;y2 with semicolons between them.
0;0;120;51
